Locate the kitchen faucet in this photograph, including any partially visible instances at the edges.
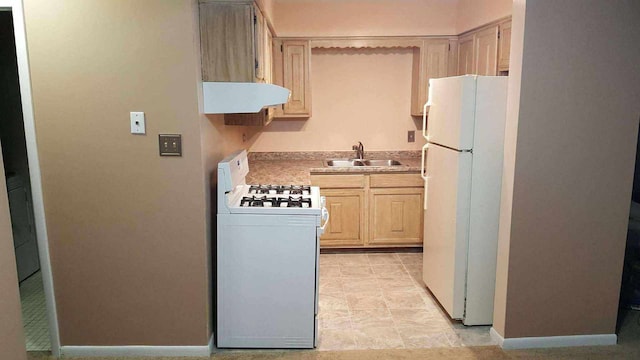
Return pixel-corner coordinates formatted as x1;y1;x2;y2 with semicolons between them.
352;141;364;160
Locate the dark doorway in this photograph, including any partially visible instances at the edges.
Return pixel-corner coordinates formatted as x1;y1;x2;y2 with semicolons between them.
0;10;50;352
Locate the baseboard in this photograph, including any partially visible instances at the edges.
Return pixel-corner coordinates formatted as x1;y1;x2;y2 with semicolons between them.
490;327;617;349
209;332;216;353
60;334;215;357
490;327;505;347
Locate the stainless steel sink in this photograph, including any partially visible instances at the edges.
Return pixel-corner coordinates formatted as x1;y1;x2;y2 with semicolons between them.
325;159;403;167
362;159;403;166
325;159;365;167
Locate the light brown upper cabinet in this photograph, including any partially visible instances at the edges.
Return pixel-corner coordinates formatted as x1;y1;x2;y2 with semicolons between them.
199;0;270;83
411;39;452;116
447;40;459;77
264;17;273;84
457;18;511;76
474;26;499;76
273;39;312;118
497;20;512;73
458;27;499;76
253;4;265;81
457;34;475;75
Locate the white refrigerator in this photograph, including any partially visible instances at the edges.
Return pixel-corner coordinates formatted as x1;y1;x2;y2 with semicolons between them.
421;75;508;326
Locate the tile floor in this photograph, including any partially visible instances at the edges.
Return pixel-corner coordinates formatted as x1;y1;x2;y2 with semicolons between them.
18;253;491;353
19;271;51;351
317;251;495;351
19;253;640;356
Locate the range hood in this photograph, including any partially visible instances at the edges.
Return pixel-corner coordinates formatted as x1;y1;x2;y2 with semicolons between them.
202;82;291;114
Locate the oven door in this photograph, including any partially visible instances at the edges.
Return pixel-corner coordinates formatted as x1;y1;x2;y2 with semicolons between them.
217;214;319;348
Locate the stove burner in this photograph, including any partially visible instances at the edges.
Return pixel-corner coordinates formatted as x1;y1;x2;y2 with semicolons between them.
285;196;312;208
240;195;313;208
248;184;311;195
291;185;311;195
248;185;268;195
240;195;278;207
254;185;272;194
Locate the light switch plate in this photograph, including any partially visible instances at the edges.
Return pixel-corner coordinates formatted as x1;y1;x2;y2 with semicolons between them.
159;134;182;156
130;112;145;134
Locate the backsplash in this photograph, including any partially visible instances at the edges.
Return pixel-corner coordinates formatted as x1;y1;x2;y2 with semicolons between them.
245;49;425;153
248;150;421;161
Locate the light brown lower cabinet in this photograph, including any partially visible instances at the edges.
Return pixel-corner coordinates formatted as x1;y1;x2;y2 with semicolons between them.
369;188;423;246
320;189;365;247
312;173;423;248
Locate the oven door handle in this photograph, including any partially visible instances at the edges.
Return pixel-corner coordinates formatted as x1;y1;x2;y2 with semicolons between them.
321;207;330;229
320;205;330;234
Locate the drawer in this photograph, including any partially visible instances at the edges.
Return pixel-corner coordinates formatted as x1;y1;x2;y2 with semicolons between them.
310;174;365;189
370;173;423;188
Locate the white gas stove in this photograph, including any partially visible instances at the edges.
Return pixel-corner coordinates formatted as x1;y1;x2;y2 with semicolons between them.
217;151;325;216
216;150;328;349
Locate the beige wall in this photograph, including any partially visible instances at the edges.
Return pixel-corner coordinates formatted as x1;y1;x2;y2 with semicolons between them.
192;0;226;336
256;0;275;23
248;48;426;152
456;0;512;33
493;0;524;336
0;147;27;360
238;0;511;154
272;0;512;38
272;0;458;37
200;115;255;158
23;0;212;346
494;0;640;338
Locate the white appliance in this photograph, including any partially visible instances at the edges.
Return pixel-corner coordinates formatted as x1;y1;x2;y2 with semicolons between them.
420;75;508;325
203;82;290;114
216;150;328;348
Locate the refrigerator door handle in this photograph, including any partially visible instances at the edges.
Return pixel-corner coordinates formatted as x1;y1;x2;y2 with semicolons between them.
422;103;428;140
424;177;429;210
421;144;428;180
421;144;428;210
422;80;433;139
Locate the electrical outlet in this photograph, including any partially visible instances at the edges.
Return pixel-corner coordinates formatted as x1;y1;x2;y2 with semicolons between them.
159;134;182;156
408;130;415;143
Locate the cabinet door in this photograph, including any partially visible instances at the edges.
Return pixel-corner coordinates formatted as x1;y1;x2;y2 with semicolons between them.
369;188;423;246
497;20;512;72
264;21;273;84
320;189;365;248
447;40;459;77
457;34;475;75
253;4;265;81
424;40;449;109
200;2;254;82
411;40;449;116
279;40;311;117
474;26;498;76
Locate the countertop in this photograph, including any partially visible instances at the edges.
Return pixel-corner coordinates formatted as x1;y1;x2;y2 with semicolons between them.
246;151;422;185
